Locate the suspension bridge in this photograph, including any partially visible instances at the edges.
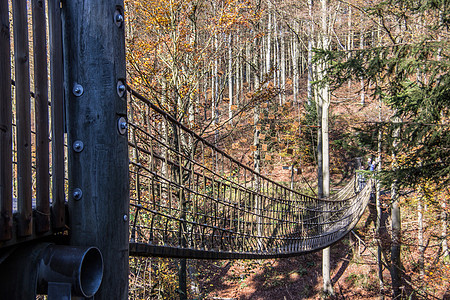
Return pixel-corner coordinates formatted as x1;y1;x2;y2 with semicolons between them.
127;87;373;259
0;0;373;298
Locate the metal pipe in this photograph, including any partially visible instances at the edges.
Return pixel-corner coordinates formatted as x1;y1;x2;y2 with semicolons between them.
0;243;103;299
38;245;103;298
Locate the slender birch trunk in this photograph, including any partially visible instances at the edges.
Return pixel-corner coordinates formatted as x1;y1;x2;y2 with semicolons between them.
213;34;219;135
266;4;272;75
228;33;233;124
376;94;385;298
239;38;244;106
347;5;352;89
281;30;286;104
418;197;424;279
236;37;241;107
319;0;333;295
360;27;365;106
442;199;449;260
246;40;251;87
292;24;299;104
274;22;281;104
391;116;402;299
292;39;298;103
203;71;208;121
307;0;314;106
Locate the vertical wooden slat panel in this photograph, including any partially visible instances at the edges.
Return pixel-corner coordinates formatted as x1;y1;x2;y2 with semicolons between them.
0;0;13;241
13;0;33;237
32;0;50;233
48;0;65;229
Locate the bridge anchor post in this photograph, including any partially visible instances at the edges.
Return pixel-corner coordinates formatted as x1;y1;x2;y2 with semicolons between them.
62;0;129;299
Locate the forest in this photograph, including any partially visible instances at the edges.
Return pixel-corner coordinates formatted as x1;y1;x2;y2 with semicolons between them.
124;0;449;299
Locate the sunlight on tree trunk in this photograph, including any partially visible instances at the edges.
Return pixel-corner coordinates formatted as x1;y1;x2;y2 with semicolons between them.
228;33;233;125
442;199;449;261
391;117;402;299
376;94;385;298
319;0;333;295
307;0;314;106
359;26;365;106
418;198;424;279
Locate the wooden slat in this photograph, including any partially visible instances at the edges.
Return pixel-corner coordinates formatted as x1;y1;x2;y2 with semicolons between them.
48;0;65;229
32;0;50;233
13;0;33;237
0;0;13;241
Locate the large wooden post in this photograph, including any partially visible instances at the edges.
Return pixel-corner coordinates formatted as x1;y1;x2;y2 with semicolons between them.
62;1;129;299
0;0;13;241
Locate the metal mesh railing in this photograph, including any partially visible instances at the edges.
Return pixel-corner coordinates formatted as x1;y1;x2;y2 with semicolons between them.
128;87;373;259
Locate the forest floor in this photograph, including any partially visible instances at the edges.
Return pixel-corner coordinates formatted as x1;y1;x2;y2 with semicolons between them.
194;205;450;300
192;89;392;299
195;209;391;300
196;224;450;299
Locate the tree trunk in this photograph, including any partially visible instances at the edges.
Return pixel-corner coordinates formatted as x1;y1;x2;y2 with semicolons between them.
391;117;402;299
246;40;251;87
253;22;262;250
376;97;385;298
212;63;216;125
280;30;286;104
347;5;352;89
203;72;208;121
213;33;219;145
228;33;233;124
442;199;449;260
292;30;299;103
418;199;424;279
239;37;244;106
266;7;272;75
307;0;314;105
360;27;365;106
178;258;187;300
319;0;333;295
236;38;241;107
274;21;281;104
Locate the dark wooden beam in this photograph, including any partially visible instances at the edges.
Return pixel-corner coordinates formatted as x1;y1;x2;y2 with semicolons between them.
48;0;66;230
0;0;13;241
32;0;50;234
62;1;129;299
13;0;33;237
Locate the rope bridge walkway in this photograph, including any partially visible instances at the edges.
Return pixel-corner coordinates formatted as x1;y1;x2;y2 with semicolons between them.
127;87;373;259
0;3;372;297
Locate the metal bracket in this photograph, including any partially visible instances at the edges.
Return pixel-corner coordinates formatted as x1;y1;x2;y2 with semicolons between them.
48;282;71;300
117;117;127;135
117;80;126;98
114;10;124;27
